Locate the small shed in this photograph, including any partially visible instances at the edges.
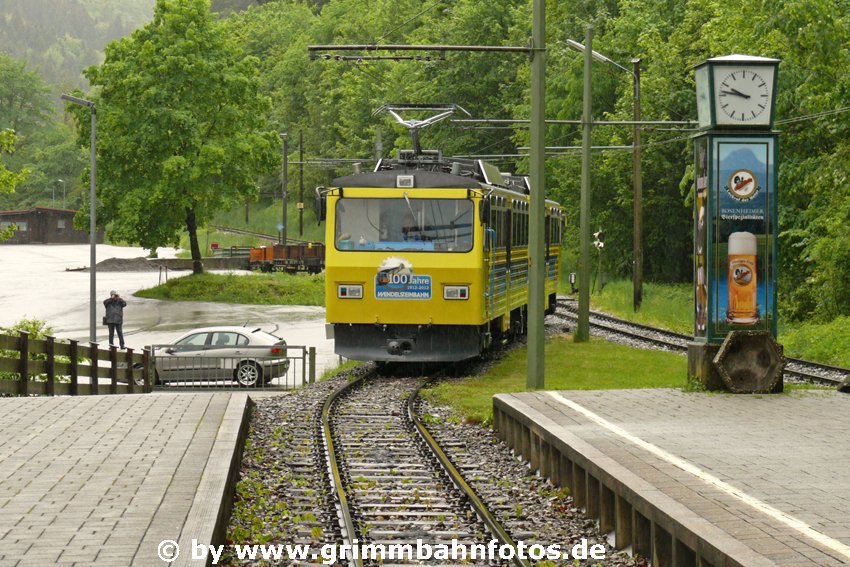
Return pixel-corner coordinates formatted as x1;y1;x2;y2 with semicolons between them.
0;207;104;244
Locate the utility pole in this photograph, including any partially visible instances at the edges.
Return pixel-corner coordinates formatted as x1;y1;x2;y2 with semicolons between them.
299;131;304;237
575;25;593;343
632;58;643;311
281;132;288;245
527;0;546;388
61;94;97;343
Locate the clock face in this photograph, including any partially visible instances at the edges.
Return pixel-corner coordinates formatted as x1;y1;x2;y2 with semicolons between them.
713;66;774;125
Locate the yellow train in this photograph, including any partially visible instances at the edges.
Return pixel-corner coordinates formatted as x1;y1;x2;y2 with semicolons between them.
318;153;564;362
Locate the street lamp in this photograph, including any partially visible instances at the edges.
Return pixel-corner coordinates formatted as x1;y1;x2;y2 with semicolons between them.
57;179;66;208
566;38;643;313
60;94;97;343
571;26;594;343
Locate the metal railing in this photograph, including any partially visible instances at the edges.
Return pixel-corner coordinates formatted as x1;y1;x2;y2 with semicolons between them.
148;344;316;390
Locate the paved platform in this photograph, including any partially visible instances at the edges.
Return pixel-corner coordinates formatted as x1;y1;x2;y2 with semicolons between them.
0;393;252;567
494;388;850;567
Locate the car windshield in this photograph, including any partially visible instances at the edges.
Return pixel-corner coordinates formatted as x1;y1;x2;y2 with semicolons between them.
334;197;473;252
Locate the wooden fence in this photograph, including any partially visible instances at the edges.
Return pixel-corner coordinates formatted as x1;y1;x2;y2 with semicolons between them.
0;331;151;396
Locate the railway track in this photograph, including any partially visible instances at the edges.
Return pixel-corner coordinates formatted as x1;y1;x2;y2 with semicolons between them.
209;224;314;244
554;297;849;386
322;370;528;566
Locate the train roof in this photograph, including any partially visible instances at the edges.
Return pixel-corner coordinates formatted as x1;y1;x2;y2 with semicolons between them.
331;152;531;195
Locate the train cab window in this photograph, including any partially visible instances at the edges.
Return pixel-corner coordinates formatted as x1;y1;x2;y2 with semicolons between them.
334;197;474;252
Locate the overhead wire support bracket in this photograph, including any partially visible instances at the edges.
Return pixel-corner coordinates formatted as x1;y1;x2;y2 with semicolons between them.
308;43;533;61
316;54;445;62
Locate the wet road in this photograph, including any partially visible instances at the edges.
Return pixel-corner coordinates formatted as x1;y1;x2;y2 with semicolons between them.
0;244;338;374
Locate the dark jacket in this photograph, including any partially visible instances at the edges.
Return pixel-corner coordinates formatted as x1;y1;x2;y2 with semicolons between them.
103;297;127;324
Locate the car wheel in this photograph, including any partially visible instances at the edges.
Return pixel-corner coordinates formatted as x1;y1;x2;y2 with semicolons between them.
235;361;263;387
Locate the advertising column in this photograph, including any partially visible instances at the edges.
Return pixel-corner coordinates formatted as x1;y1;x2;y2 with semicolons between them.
709;136;778;341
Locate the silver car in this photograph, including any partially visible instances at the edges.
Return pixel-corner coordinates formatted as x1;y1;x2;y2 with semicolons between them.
152;326;289;386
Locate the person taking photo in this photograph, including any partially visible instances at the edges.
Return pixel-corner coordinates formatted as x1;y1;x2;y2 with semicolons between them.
103;290;127;349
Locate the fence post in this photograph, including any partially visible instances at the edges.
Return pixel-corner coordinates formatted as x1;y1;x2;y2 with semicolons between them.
69;339;79;395
90;342;99;395
109;346;118;394
17;330;29;396
125;348;134;394
309;347;316;384
45;335;55;396
301;347;306;386
143;348;151;393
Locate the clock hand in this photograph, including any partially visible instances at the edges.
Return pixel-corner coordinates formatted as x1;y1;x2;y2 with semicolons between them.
720;88;751;99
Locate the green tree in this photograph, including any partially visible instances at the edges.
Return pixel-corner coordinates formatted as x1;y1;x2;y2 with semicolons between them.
0;54;86;211
0;54;53;134
0;130;28;195
77;0;277;273
0;129;28;240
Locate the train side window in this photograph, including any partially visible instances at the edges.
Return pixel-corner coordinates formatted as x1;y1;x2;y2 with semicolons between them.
522;208;528;246
498;209;506;248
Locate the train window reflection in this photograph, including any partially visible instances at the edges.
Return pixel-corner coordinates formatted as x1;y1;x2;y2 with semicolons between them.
335;198;474;252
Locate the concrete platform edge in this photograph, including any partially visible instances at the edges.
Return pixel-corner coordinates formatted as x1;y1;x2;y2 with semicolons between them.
493;393;774;567
174;393;255;567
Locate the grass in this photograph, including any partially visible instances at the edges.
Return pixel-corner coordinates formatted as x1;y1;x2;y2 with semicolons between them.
779;316;850;368
589;279;693;334
422;336;687;425
135;271;325;306
319;359;360;381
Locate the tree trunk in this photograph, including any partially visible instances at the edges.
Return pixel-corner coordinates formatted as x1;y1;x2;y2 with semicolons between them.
185;207;204;275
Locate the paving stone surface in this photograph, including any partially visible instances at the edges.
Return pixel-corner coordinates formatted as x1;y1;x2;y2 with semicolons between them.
505;388;850;566
0;393;242;567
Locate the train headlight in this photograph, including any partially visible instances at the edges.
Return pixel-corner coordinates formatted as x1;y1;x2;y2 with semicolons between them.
443;285;469;300
338;284;363;299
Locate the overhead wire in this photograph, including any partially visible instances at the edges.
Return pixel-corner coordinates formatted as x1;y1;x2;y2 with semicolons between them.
776;105;850;126
374;0;444;45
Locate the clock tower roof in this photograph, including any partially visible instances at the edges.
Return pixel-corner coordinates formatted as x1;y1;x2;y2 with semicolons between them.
705;54;780;64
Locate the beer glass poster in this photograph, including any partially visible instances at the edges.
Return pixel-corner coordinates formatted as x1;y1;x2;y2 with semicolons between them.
711;137;777;338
